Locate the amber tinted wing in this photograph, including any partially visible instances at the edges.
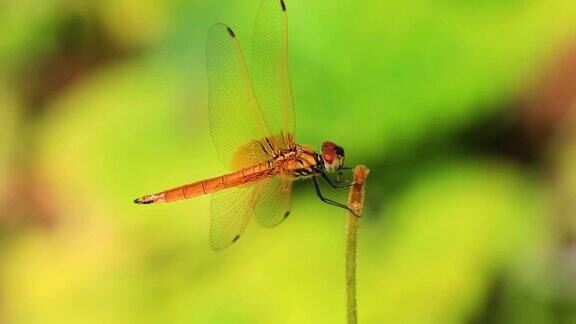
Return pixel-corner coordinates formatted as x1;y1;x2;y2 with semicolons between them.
207;23;272;169
209;176;291;249
210;183;258;250
251;0;295;147
254;177;292;227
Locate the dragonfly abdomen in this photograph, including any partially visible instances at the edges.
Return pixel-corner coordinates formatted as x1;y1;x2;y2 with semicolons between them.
134;161;273;204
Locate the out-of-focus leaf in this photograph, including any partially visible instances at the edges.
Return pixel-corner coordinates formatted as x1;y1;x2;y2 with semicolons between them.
360;160;544;323
1;0;574;323
286;1;576;160
94;0;169;48
0;79;19;184
0;0;60;70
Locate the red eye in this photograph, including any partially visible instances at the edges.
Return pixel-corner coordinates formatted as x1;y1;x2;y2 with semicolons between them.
323;154;334;163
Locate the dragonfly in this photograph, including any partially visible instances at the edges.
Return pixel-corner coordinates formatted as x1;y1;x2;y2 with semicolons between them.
134;0;354;250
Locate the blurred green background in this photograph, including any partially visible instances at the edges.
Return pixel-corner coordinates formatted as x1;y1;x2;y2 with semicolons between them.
2;0;576;323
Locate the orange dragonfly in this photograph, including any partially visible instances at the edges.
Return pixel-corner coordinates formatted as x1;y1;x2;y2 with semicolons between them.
134;0;353;250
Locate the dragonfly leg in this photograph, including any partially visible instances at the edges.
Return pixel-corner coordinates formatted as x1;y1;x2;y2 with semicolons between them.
313;176;359;217
320;172;352;189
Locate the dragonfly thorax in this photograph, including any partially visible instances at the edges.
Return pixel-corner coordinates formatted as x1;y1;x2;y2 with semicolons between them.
272;144;320;179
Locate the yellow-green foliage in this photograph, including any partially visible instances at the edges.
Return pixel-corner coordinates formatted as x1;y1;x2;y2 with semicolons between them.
1;0;575;323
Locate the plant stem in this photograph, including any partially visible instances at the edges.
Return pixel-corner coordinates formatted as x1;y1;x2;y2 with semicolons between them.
346;165;369;324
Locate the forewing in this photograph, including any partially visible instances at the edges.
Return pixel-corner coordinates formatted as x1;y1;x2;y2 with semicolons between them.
254;177;293;228
251;0;295;147
207;23;272;169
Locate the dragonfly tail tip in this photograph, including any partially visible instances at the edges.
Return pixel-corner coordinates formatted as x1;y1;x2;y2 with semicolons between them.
134;194;165;204
134;196;152;204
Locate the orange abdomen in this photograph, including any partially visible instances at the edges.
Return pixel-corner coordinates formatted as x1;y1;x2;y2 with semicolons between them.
134;161;272;204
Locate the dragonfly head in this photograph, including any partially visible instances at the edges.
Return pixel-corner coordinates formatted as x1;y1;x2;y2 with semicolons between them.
321;141;345;173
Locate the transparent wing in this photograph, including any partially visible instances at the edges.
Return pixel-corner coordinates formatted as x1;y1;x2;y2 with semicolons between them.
207;23;272;170
254;177;293;228
251;0;295;147
210;183;260;250
209;176;293;250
